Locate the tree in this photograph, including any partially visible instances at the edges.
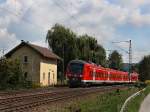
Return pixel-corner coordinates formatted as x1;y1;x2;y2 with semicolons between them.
46;24;78;80
46;24;107;79
94;44;106;66
108;50;123;70
0;58;25;89
139;55;150;81
76;34;97;61
76;34;106;66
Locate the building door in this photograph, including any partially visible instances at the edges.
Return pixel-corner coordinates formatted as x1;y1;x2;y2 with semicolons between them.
48;72;50;85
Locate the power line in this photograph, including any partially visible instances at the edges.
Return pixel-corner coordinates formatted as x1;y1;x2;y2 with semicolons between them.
0;7;19;16
67;0;82;11
112;40;132;81
63;0;100;37
11;0;76;31
0;0;84;36
111;43;129;54
0;6;44;30
52;0;83;27
112;41;129;43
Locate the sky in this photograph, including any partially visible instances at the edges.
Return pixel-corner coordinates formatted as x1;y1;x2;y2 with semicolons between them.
0;0;150;63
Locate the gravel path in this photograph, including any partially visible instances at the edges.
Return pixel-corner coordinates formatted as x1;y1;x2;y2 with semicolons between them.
139;94;150;112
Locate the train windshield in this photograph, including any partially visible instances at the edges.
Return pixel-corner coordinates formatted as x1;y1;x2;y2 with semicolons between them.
69;63;84;74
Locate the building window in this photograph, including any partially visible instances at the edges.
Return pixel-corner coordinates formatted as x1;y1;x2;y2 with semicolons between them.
48;72;50;79
53;73;55;80
24;72;28;79
43;72;45;80
48;72;50;85
24;56;28;63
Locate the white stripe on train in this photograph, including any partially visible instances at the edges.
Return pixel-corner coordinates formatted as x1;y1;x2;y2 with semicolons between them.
82;80;136;83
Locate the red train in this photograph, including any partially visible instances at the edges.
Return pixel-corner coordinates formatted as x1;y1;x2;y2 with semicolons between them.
66;60;138;87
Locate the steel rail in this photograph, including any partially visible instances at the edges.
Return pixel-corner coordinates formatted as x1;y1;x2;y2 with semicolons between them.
0;86;127;112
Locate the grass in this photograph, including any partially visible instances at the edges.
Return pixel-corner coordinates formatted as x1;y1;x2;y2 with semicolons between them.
126;86;150;112
49;87;139;112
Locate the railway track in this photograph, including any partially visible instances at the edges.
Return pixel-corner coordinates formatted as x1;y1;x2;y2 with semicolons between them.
0;87;69;98
0;85;128;112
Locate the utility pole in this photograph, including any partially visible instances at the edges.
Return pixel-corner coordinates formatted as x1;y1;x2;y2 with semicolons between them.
129;40;132;81
106;49;113;67
62;43;65;85
112;40;132;81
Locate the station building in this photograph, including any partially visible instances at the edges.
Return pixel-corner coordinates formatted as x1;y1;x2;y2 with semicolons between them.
5;40;60;86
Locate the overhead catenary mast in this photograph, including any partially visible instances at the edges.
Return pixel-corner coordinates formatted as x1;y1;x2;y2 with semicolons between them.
112;40;132;81
129;40;132;81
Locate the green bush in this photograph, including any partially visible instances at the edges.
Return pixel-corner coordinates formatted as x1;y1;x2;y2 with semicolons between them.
32;83;41;88
0;58;32;90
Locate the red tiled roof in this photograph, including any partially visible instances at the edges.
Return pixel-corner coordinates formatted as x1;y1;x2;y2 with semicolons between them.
29;43;60;60
5;41;61;60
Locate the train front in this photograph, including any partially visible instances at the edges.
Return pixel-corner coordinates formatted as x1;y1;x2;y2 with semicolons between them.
66;60;85;87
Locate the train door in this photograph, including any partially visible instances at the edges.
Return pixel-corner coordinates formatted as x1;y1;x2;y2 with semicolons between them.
93;68;96;81
108;71;110;81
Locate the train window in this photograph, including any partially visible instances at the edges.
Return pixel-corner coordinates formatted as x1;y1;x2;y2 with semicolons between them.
97;72;99;77
106;73;108;78
98;72;100;77
109;74;112;78
103;73;105;78
124;76;126;79
100;73;102;77
104;73;106;78
102;73;104;78
69;63;84;74
97;72;99;78
90;71;93;77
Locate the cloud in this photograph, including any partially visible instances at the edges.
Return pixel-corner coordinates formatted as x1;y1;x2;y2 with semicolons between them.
32;40;48;48
0;0;21;52
0;28;19;50
0;0;150;62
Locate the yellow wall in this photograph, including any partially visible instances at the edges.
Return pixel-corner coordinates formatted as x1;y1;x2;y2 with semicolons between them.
9;45;58;86
40;59;57;86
